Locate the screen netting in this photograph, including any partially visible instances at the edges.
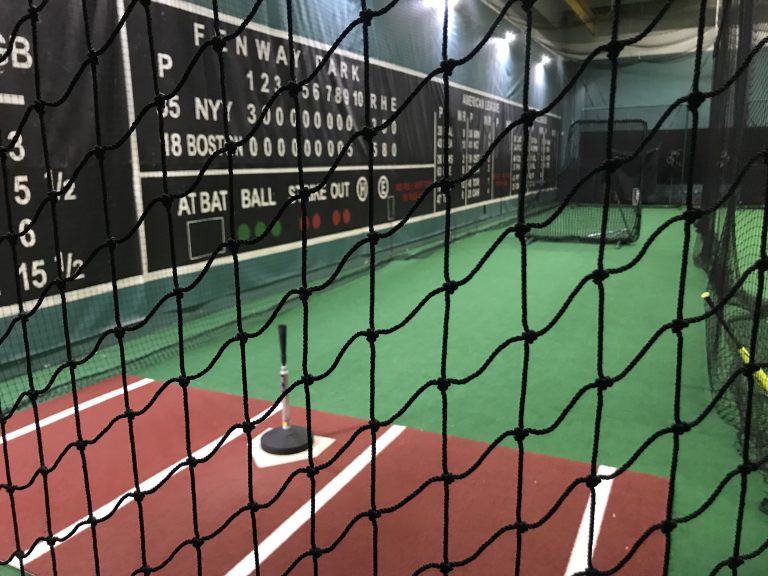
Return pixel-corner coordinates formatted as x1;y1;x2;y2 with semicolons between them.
526;118;654;244
696;0;768;497
1;0;767;575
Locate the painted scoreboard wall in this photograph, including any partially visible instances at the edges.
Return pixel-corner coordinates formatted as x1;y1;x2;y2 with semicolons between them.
0;0;566;384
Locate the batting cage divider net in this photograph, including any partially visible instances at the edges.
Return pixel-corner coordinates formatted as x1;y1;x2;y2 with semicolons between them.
0;0;767;575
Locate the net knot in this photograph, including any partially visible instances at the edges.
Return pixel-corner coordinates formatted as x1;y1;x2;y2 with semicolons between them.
27;5;40;21
368;231;380;245
303;373;316;386
595;376;613;391
522;330;537;344
672;421;691;435
584;569;602;576
442;472;456;485
286;81;301;98
439;179;453;196
249;500;262;512
366;329;378;343
585;474;601;488
738;461;758;474
742;363;759;376
172;286;185;300
87;50;99;66
225;140;238;156
211;35;226;53
604;157;622;173
297;186;312;201
591;269;609;284
139;0;152;7
367;507;381;521
687;90;705;111
237;331;249;344
521;0;536;13
33;99;45;115
27;389;39;402
436;377;451;392
441;58;457;76
513;427;529;442
186;456;198;469
727;556;744;570
671;318;689;334
515;521;530;534
93;145;106;160
178;375;190;388
298;286;312;301
514;222;530;239
439;562;453;574
242;420;256;434
307;466;319;478
154;93;166;111
113;324;125;340
161;194;173;209
362;126;377;143
55;277;66;291
521;111;537;128
310;546;322;559
359;8;374;26
76;439;88;453
134;490;145;503
125;408;137;421
757;257;768;272
443;280;458;295
227;237;240;255
683;208;702;224
46;536;57;548
39;465;49;476
606;40;624;61
368;418;380;432
192;536;204;549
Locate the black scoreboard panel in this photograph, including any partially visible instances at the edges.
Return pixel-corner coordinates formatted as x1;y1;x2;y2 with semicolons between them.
0;1;138;308
1;0;561;303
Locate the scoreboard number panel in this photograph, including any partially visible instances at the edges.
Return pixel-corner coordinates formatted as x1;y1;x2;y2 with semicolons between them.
1;0;560;306
0;1;139;308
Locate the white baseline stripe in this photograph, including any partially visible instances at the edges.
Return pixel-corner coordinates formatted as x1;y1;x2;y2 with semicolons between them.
0;93;25;106
0;378;155;446
564;464;617;576
225;424;406;576
11;406;274;567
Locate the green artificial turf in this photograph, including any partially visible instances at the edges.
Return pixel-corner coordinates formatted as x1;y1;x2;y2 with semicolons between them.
3;207;765;575
136;207;767;575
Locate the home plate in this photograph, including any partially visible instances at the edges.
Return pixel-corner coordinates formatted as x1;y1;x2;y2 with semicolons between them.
252;428;336;468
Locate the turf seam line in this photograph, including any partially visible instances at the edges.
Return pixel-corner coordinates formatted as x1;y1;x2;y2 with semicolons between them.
0;378;155;446
563;464;616;576
224;424;406;576
11;405;273;568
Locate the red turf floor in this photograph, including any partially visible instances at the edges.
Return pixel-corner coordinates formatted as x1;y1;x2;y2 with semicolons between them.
0;376;668;575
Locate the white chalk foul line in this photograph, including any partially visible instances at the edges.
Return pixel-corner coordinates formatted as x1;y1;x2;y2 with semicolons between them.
225;424;406;576
1;377;155;446
564;464;617;576
11;406;273;568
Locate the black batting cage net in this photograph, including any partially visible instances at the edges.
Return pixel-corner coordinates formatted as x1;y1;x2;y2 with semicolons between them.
527;118;654;244
696;0;768;490
0;0;766;575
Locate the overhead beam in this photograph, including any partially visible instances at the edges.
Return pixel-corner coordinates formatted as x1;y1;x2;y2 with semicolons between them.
562;0;595;33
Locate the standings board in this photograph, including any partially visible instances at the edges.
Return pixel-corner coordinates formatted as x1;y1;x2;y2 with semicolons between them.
0;0;561;309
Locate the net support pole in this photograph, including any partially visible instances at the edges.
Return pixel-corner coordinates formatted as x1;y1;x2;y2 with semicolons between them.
261;324;312;455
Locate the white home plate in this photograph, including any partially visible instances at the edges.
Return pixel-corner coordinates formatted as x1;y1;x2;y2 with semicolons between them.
252;428;336;468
